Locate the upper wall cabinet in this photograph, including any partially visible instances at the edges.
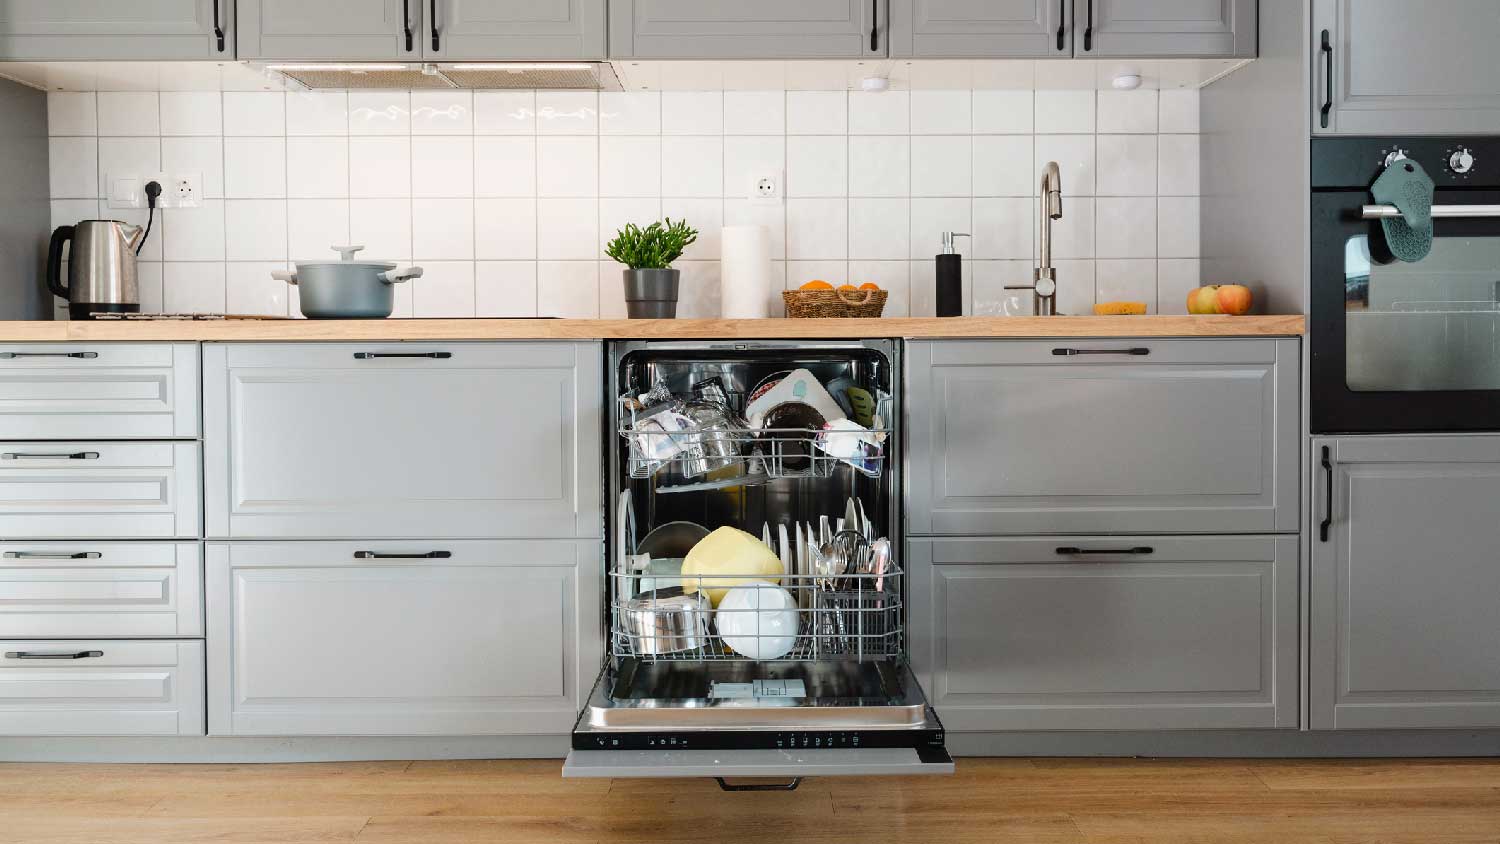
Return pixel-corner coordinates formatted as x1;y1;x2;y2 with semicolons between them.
1313;0;1500;135
890;0;1253;58
239;0;605;61
610;0;886;59
237;0;419;60
889;0;1070;58
0;0;231;60
426;0;606;60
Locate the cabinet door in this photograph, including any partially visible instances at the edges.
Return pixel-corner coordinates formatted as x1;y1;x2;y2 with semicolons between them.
0;0;230;60
906;338;1300;536
0;343;199;440
206;540;602;736
427;0;606;59
910;536;1298;730
611;0;886;59
1312;435;1500;729
203;342;602;540
238;0;419;60
1077;0;1254;58
1314;0;1500;135
890;0;1070;58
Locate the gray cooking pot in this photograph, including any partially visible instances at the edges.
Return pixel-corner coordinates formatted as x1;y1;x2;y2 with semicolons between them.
272;246;423;319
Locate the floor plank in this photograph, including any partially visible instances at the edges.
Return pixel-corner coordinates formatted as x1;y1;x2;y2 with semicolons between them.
2;758;1497;844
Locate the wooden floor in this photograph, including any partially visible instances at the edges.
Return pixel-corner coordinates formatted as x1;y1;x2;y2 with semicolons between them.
2;757;1499;843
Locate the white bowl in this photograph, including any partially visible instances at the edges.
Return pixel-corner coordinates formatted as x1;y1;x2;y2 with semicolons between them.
716;583;799;660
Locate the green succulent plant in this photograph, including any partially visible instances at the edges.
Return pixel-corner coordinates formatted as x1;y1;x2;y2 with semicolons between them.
605;218;699;270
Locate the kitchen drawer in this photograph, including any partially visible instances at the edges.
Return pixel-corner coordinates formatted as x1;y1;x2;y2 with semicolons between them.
206;540;602;736
0;542;201;637
203;342;602;539
0;640;205;736
0;442;201;539
906;338;1300;535
0;343;199;439
908;535;1299;730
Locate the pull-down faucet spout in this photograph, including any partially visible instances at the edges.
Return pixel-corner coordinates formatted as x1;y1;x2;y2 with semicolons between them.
1004;161;1062;315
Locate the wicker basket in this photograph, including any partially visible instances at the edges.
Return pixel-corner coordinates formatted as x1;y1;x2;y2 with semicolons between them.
782;288;888;318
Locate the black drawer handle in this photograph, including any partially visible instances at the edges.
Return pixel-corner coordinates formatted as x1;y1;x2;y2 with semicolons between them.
2;451;100;460
1082;0;1093;51
869;0;878;51
352;352;452;360
1056;0;1066;50
0;351;98;359
1319;29;1333;129
3;551;101;560
1319;445;1333;542
431;0;440;51
5;650;103;660
1051;347;1149;356
1056;546;1155;556
354;551;453;560
403;0;413;51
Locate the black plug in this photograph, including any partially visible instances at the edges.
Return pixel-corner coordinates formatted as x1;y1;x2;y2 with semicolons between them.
144;180;162;209
138;181;162;256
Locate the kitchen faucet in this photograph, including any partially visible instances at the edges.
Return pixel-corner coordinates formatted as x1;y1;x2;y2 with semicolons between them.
1007;161;1062;315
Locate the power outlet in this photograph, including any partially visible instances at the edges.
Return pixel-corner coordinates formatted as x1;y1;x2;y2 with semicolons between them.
171;172;202;208
749;169;782;204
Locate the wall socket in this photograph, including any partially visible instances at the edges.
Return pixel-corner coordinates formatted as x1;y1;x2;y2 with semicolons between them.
105;172;202;209
749;169;782;204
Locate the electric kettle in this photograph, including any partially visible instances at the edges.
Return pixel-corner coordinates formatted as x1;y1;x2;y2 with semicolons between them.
46;220;145;319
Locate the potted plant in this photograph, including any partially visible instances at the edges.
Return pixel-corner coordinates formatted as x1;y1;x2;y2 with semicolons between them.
605;218;698;319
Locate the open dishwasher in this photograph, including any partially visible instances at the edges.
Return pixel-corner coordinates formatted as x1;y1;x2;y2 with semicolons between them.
564;340;952;787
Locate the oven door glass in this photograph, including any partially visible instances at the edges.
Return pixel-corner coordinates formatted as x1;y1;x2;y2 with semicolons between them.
1346;232;1500;391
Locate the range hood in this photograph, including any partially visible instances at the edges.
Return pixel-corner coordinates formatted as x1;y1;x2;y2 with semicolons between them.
260;62;620;91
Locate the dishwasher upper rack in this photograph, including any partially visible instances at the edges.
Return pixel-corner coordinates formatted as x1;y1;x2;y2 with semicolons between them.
609;564;905;664
619;422;890;482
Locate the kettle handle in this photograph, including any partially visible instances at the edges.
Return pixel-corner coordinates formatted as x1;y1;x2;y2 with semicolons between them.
46;226;73;301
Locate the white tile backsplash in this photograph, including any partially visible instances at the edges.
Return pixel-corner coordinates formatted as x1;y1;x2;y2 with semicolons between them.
48;86;1200;318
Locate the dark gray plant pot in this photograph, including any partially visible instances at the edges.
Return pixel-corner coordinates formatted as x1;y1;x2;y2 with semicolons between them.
623;268;680;319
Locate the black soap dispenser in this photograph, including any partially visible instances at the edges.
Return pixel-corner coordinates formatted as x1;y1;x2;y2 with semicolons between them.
936;231;970;317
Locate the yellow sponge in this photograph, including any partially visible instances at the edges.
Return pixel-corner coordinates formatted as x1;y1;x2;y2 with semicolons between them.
1093;301;1147;315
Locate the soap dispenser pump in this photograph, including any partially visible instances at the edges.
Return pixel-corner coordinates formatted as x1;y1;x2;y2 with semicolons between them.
936;231;970;317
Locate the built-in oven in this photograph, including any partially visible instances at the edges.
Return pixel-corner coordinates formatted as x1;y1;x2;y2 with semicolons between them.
1312;137;1500;433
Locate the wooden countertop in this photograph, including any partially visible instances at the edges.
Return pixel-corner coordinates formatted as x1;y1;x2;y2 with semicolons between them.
0;315;1304;342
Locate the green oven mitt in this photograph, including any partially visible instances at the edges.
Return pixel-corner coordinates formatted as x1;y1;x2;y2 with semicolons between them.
1370;158;1435;262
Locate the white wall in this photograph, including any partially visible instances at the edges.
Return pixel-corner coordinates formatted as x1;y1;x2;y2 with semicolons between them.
46;86;1201;318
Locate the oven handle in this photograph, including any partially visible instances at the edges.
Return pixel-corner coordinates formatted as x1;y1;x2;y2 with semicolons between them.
1362;204;1500;219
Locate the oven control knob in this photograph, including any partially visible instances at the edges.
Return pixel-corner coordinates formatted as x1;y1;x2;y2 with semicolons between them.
1450;148;1476;174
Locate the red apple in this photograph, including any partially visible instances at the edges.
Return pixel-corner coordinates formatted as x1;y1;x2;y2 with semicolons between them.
1215;284;1253;316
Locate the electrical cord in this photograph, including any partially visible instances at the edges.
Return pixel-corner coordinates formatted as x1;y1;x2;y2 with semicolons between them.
138;181;162;256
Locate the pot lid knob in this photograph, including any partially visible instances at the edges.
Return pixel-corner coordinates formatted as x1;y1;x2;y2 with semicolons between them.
332;245;365;261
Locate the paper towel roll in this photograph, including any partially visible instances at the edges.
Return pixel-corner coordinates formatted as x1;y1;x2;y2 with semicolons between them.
720;225;772;318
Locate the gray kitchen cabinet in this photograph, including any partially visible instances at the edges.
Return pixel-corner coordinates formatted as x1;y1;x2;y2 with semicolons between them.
610;0;886;59
237;0;419;60
1312;435;1500;729
909;535;1298;730
205;540;602;736
0;542;202;638
905;338;1300;536
202;342;601;540
1077;0;1255;58
0;441;201;540
0;0;231;60
427;0;607;60
889;0;1070;58
1313;0;1500;135
0;640;205;736
0;343;199;441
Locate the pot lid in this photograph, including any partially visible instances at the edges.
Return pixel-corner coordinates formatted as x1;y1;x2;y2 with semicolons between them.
292;245;397;270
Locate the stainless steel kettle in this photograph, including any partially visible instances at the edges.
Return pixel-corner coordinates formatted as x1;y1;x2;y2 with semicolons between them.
47;220;145;319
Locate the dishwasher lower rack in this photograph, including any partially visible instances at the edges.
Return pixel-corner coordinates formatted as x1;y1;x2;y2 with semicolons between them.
610;565;903;662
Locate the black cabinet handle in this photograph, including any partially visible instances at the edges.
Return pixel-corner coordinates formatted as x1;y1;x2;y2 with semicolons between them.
354;551;453;559
869;0;878;51
717;777;802;792
1056;546;1155;556
1051;347;1149;356
403;0;413;52
352;352;452;360
6;650;103;660
1319;29;1333;129
1083;0;1093;51
3;551;101;560
431;0;440;51
1319;445;1333;542
1056;0;1067;51
213;0;225;52
2;451;99;460
0;351;98;359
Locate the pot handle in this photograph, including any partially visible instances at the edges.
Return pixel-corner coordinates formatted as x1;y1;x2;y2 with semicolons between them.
380;266;423;284
271;269;299;286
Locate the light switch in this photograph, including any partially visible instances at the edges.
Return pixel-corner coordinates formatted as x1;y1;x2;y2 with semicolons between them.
106;176;142;209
